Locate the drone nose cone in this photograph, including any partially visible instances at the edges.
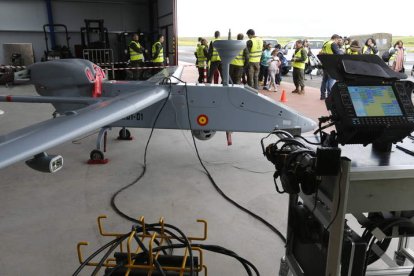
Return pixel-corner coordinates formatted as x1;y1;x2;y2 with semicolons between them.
300;116;317;133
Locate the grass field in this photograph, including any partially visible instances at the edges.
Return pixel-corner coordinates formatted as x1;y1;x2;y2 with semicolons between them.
393;36;414;47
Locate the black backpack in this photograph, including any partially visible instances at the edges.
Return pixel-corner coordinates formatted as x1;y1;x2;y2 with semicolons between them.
278;53;288;67
382;50;391;62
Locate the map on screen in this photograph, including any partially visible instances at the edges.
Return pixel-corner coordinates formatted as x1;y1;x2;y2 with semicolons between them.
348;86;403;117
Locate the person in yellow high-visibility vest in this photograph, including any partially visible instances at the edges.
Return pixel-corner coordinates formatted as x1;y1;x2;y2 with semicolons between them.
129;33;147;80
362;38;378;55
195;38;209;83
230;33;249;84
246;29;263;89
346;40;361;55
319;34;343;100
291;40;307;95
151;34;165;75
194;37;203;67
207;31;223;84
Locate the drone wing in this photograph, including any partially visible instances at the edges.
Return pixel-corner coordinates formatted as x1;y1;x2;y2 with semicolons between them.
0;86;168;170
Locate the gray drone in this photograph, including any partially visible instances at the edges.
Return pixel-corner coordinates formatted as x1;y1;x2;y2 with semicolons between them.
0;40;315;172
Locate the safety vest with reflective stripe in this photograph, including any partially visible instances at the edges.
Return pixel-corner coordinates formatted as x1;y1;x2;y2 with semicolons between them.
321;40;334;55
152;41;164;63
292;49;306;69
346;48;359;55
129;41;144;61
344;45;350;53
231;49;245;66
362;45;374;55
196;45;208;67
249;37;263;63
211;39;221;62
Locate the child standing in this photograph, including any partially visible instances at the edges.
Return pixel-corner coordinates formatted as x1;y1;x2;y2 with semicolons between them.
265;50;280;92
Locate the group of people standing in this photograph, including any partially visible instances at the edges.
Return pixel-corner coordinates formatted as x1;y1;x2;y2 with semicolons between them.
259;43;285;92
194;29;263;89
128;33;165;80
195;29;284;91
319;34;406;100
134;31;407;101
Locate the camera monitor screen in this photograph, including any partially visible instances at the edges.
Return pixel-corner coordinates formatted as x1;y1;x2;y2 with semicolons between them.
347;86;403;117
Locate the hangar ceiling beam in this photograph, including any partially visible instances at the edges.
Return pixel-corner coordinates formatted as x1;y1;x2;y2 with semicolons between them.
46;0;56;49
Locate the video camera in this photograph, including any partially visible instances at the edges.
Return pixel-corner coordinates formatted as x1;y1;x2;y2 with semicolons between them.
261;131;341;195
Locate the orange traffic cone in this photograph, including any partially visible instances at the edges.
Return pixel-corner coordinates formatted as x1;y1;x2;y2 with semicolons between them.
280;89;287;102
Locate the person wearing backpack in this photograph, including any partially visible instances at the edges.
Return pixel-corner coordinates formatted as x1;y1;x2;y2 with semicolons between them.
275;44;289;85
274;44;286;85
389;40;405;73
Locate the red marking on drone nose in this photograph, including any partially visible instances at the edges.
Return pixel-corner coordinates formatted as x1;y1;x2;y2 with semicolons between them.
6;95;12;102
85;68;94;82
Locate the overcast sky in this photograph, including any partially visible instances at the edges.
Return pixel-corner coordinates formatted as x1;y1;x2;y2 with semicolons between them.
177;0;413;37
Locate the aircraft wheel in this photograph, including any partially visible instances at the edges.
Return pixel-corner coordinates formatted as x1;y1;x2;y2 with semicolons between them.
119;128;131;140
90;149;104;161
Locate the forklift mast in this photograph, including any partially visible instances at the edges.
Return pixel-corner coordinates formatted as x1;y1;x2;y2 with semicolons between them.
81;19;110;49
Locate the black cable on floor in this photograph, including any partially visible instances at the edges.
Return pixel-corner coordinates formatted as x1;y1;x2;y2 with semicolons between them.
110;79;172;224
174;78;287;244
111;75;286;256
108;78;195;274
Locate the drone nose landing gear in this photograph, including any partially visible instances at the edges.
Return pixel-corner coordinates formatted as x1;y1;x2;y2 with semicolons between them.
117;127;133;140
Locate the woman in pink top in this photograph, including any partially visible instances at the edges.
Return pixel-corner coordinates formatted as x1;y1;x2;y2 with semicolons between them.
391;40;405;73
264;50;280;92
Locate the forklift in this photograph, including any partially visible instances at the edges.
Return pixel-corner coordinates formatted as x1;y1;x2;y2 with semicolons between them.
80;19;110;49
42;24;72;61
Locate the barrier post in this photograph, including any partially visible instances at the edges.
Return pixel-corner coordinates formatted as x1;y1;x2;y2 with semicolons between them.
203;64;207;83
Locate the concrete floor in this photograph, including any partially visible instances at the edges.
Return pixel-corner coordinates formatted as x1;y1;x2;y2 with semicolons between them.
2;66;413;275
0;81;290;275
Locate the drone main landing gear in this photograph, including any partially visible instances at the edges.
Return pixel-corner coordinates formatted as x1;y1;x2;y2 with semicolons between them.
87;127;110;164
87;127;133;164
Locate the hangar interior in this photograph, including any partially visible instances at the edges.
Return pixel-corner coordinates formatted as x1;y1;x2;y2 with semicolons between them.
2;1;414;276
0;0;177;65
